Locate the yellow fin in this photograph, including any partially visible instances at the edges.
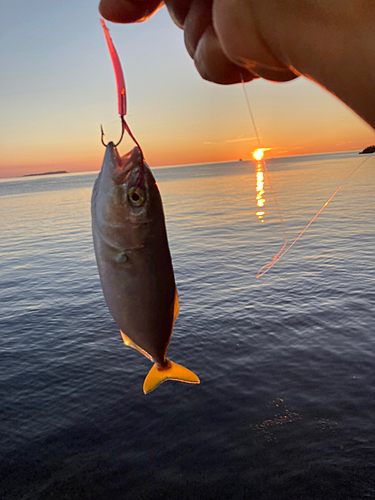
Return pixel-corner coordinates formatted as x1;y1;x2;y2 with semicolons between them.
173;289;179;325
120;330;153;361
143;360;200;394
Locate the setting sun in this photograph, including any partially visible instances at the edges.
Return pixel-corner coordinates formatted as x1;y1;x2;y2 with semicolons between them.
253;149;264;161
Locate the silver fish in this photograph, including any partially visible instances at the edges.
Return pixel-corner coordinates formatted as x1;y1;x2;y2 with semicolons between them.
91;143;200;393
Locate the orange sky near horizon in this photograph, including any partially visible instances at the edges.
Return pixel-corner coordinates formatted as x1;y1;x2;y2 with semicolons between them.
1;133;372;179
1;105;373;179
0;3;374;179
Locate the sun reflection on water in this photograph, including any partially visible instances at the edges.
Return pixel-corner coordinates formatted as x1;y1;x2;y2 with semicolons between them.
255;162;265;221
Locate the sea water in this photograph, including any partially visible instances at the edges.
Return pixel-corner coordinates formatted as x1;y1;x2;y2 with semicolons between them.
0;151;374;499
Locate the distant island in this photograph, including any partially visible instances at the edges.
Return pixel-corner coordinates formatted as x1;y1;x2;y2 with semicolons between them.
23;170;68;177
359;145;375;154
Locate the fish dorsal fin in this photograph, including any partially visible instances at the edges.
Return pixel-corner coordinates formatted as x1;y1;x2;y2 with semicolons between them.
173;288;179;325
120;330;153;361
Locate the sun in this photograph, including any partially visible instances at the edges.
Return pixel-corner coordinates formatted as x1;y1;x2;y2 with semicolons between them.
253;149;264;161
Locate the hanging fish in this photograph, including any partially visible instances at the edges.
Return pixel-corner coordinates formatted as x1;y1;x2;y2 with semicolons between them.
92;144;199;393
92;19;199;393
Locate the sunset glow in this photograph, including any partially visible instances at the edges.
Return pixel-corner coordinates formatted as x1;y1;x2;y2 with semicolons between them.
0;3;374;179
253;149;264;161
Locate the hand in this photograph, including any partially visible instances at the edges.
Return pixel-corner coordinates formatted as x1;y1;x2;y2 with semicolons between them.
99;0;375;128
98;0;297;84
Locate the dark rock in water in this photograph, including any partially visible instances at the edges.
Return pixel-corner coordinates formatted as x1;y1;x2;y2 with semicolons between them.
23;171;68;177
359;145;375;154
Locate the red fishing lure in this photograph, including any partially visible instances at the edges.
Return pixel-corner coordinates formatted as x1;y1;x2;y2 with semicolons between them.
100;18;143;160
100;18;126;117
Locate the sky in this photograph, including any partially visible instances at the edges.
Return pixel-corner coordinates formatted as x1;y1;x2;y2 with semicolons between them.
1;0;374;178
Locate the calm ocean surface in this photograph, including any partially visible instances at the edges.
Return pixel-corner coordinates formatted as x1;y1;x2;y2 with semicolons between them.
1;151;374;499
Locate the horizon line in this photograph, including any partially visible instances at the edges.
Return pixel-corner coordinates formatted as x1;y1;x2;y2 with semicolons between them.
0;148;366;180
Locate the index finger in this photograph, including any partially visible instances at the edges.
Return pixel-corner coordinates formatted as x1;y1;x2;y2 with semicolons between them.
99;0;164;23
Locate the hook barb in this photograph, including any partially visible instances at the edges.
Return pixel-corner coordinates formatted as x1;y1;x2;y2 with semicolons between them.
100;117;126;148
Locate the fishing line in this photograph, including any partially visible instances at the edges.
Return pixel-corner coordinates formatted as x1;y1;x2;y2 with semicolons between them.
256;155;371;277
241;77;371;278
241;75;261;150
100;18;145;187
241;76;288;267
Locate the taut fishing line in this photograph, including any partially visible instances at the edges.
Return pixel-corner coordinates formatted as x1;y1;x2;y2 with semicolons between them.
256;155;370;277
241;78;371;278
241;76;287;273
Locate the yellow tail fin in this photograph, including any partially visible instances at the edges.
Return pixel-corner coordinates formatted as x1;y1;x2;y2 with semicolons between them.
143;360;200;394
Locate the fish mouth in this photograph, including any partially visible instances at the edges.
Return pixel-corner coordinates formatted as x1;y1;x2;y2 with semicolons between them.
107;143;143;185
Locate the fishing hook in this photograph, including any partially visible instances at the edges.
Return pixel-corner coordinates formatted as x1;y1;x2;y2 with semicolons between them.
101;116;126;148
100;115;145;187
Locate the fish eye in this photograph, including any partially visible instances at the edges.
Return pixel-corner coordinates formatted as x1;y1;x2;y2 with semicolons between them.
128;187;146;207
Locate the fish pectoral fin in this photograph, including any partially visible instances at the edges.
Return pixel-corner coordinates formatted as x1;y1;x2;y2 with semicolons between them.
143;360;200;394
